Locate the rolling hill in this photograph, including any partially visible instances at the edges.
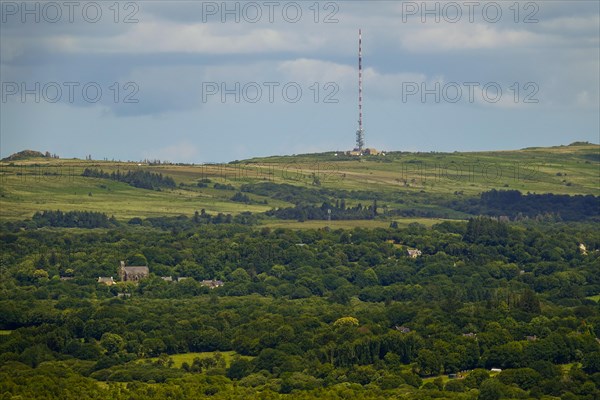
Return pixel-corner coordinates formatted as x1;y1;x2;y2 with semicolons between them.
0;143;598;224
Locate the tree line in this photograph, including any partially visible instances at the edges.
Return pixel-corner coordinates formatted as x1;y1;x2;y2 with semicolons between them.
450;189;600;221
31;210;117;229
82;168;176;190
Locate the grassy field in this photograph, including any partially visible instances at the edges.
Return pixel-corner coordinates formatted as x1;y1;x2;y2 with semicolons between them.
0;330;12;335
586;295;600;302
1;143;597;221
142;351;248;368
245;143;600;195
421;374;454;386
0;168;289;221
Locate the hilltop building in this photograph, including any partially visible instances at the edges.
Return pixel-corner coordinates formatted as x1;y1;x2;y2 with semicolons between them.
363;148;380;155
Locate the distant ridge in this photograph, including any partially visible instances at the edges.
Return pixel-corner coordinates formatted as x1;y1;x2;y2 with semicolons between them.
567;141;597;146
2;150;58;162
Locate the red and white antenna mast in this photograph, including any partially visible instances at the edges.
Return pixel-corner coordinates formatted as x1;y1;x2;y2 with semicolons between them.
356;29;365;152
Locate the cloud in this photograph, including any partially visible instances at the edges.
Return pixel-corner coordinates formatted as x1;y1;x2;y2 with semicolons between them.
278;58;355;84
399;23;545;52
1;2;598;162
0;39;26;62
276;58;429;100
541;15;600;35
35;18;321;56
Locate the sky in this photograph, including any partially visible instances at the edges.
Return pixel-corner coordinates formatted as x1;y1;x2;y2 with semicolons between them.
1;1;599;163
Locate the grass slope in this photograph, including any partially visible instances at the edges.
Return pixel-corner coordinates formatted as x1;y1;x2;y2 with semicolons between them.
142;351;248;369
1;143;597;221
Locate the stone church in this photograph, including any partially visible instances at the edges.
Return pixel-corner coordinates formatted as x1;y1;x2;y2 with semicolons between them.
119;260;149;282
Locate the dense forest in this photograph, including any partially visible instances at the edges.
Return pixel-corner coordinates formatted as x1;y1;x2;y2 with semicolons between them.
1;217;599;399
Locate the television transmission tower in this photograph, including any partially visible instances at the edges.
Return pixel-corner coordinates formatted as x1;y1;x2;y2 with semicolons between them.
355;29;365;152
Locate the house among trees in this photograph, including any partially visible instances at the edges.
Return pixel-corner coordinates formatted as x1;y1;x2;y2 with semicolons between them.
119;261;149;282
98;276;115;285
395;325;411;333
201;279;224;289
407;249;422;258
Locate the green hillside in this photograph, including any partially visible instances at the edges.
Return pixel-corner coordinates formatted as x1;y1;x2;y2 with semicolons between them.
1;143;599;400
1;143;598;223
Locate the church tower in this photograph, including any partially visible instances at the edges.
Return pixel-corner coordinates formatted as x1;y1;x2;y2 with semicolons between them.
119;260;126;282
